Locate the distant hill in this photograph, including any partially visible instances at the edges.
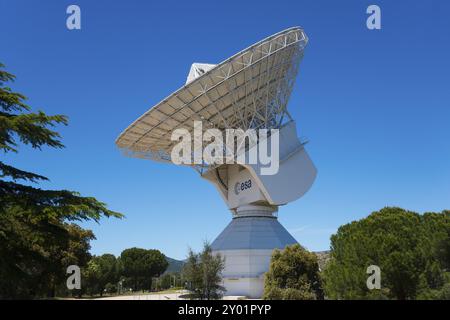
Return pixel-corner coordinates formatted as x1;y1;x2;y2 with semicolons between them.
164;256;185;273
314;250;331;271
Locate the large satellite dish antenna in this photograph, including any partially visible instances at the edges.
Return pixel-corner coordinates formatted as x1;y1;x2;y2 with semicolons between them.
116;27;316;298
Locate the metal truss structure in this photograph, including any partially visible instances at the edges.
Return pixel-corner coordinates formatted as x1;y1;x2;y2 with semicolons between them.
116;27;308;173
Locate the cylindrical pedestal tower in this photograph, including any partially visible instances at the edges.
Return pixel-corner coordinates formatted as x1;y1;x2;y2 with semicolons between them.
211;205;297;298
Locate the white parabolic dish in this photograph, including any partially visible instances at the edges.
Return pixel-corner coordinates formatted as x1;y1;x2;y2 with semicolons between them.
116;27;308;172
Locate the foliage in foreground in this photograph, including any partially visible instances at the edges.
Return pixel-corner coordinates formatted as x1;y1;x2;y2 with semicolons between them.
263;244;324;300
182;242;225;300
80;254;122;297
322;207;450;300
0;62;122;299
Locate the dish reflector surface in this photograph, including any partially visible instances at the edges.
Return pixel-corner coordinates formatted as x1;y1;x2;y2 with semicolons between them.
116;27;308;166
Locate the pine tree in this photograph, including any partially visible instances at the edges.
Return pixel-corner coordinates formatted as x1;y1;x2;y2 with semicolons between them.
0;62;123;298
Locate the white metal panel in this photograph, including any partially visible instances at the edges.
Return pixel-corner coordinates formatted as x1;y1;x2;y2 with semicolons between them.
227;165;266;209
186;63;217;84
211;216;298;251
221;277;265;299
214;249;273;298
244;121;317;205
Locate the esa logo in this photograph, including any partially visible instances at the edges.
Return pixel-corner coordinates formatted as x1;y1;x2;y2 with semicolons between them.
234;179;252;195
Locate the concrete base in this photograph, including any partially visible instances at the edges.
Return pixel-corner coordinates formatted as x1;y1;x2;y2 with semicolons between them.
213;249;272;298
222;277;265;299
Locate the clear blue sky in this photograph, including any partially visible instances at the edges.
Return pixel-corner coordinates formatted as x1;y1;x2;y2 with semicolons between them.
1;0;449;260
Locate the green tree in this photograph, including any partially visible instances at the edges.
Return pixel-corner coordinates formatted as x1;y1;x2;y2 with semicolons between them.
0;62;122;299
182;242;225;300
80;254;119;296
262;244;323;300
52;224;95;297
0;206;97;298
158;272;181;290
322;207;449;300
96;254;119;296
82;258;102;296
120;248;168;291
77;254;120;297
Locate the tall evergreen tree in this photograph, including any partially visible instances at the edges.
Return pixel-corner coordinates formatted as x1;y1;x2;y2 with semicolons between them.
322;207;450;300
182;242;225;300
0;63;122;299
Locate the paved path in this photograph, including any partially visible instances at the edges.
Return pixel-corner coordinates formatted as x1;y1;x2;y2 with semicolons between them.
96;291;245;300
